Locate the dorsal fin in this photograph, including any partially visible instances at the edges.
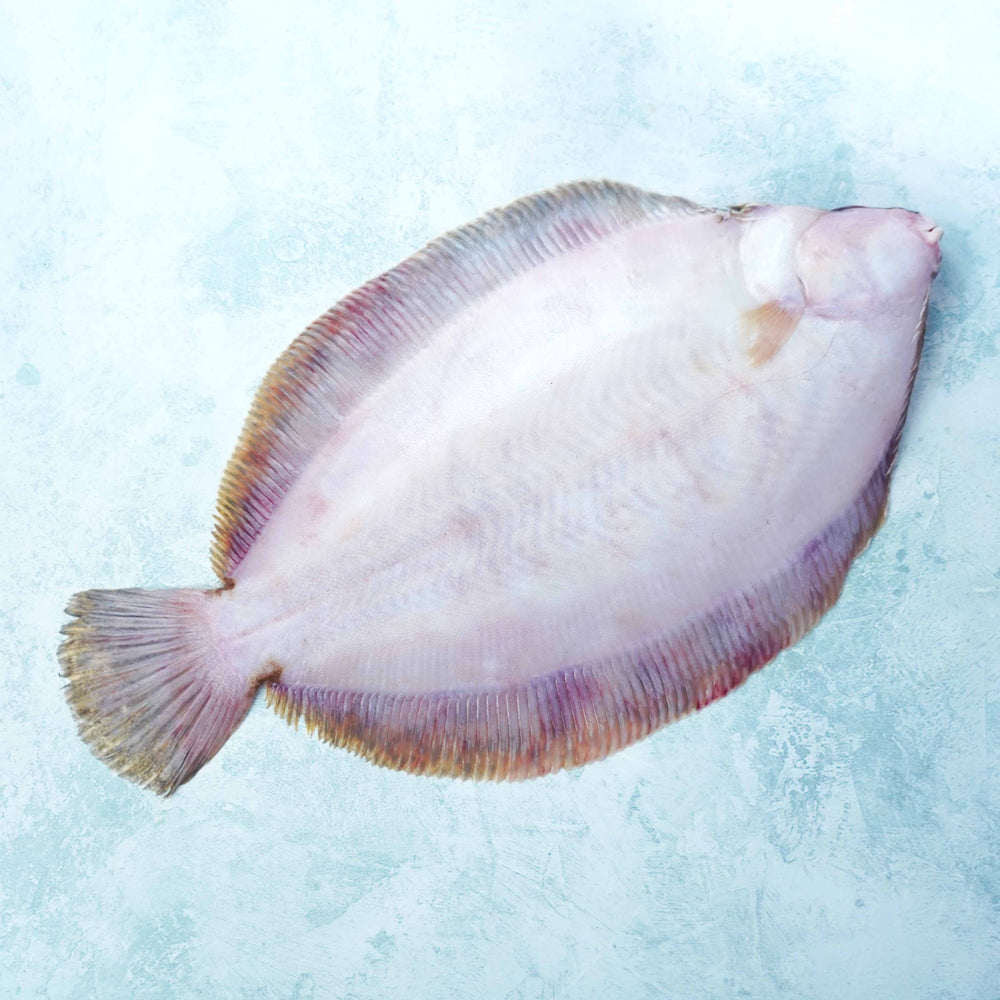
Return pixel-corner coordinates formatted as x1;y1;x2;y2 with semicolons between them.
211;181;705;581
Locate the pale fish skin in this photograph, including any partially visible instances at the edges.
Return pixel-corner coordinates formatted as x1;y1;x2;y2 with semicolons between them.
59;182;942;794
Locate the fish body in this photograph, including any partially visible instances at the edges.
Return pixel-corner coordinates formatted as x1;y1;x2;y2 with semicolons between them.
59;182;942;794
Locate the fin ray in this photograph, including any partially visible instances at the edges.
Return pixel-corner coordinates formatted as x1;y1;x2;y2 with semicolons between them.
59;588;262;795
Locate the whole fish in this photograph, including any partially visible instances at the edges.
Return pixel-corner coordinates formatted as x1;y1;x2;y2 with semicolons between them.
59;181;942;794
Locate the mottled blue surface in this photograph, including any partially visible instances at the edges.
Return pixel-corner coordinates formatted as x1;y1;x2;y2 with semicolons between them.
2;1;998;997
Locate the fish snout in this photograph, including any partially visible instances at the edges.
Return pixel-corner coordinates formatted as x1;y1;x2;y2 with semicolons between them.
795;206;941;318
909;212;943;270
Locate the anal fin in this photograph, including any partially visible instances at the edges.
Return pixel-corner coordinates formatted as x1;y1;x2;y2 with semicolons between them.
265;451;892;781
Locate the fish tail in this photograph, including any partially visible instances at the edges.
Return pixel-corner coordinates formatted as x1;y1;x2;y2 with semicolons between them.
59;587;261;795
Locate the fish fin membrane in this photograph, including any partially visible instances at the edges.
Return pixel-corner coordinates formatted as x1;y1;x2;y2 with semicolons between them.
212;181;706;581
59;588;256;795
266;452;892;781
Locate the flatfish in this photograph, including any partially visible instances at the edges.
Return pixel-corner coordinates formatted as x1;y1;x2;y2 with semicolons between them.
59;181;942;794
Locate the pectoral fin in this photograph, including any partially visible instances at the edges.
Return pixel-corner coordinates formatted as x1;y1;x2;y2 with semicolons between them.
741;299;803;367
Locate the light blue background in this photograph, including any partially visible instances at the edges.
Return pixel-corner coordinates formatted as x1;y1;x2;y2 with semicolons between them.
2;1;997;997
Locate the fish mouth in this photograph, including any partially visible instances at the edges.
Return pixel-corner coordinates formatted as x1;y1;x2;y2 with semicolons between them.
912;213;943;246
828;205;943;249
913;215;943;274
925;226;943;275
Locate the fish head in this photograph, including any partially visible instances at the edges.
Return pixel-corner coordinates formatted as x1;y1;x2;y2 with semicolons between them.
737;203;941;321
795;207;942;320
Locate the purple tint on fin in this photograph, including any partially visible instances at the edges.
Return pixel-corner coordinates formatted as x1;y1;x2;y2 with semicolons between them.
265;446;893;780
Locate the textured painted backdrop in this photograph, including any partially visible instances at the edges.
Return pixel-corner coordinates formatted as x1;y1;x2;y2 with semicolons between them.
2;1;998;997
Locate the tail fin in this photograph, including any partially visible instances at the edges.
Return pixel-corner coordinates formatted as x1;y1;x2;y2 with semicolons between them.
58;588;256;795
